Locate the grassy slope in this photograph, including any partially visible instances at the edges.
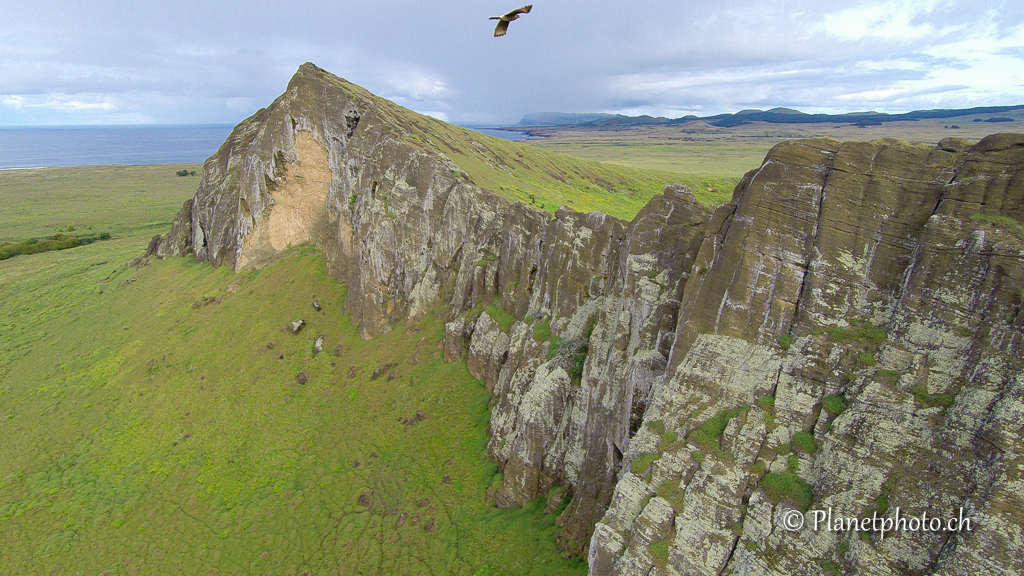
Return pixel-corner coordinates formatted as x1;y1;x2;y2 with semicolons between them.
0;241;583;575
412;115;732;218
0;165;587;575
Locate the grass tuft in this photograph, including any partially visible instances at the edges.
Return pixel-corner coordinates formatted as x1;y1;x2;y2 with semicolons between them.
873;369;901;384
485;301;517;333
647;419;666;435
820;560;843;576
658;430;678;453
689;406;750;456
755;396;776;428
827;320;887;344
760;471;814;512
792;431;816;454
648;540;670;564
755;396;775;412
822;393;847;416
911;384;956;408
778;334;793;350
972;213;1024;239
532;320;551;342
631;453;659;475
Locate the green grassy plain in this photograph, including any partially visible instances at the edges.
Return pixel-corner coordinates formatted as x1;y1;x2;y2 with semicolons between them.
521;114;1024;180
0;166;586;575
0;164;202;242
527;127;770;179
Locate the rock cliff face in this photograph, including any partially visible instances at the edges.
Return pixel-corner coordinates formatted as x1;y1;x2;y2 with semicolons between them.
589;135;1024;575
156;64;1024;574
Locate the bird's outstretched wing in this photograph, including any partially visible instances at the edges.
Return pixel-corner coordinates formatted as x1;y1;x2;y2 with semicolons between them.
493;19;511;37
505;5;532;18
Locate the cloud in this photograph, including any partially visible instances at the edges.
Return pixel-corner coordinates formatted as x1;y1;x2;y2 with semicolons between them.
822;0;946;41
44;99;117;113
374;64;451;105
0;0;1021;125
2;93;116;112
418;111;449;122
2;95;27;108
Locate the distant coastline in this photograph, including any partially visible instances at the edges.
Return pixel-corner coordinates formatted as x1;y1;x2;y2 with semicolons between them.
458;124;532;141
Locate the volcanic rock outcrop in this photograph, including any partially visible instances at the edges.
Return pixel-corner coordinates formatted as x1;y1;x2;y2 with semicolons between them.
155;64;1024;575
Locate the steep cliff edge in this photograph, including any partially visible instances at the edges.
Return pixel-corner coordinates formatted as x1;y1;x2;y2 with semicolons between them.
155;64;1024;574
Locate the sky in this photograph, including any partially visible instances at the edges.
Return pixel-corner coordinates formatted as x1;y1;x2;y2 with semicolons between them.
1;0;1022;126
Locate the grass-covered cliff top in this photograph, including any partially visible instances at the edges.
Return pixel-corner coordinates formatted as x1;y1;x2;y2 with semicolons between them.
290;64;733;220
404;113;733;217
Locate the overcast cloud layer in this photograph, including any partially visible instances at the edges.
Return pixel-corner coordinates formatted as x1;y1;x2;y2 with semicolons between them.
1;0;1022;125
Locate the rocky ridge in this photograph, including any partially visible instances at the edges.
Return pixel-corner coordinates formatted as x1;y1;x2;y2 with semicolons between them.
154;64;1024;574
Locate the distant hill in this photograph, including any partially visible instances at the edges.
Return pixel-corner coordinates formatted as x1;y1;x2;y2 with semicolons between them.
525;104;1024;128
518;112;620;126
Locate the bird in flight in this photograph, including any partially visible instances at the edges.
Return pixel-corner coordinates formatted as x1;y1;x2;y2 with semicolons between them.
490;5;532;37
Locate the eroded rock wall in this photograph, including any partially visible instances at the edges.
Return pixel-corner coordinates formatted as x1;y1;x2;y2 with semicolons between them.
157;64;1024;574
589;135;1024;576
476;186;710;553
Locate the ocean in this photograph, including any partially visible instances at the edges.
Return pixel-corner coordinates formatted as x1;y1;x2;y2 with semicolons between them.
0;125;236;170
0;124;530;171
